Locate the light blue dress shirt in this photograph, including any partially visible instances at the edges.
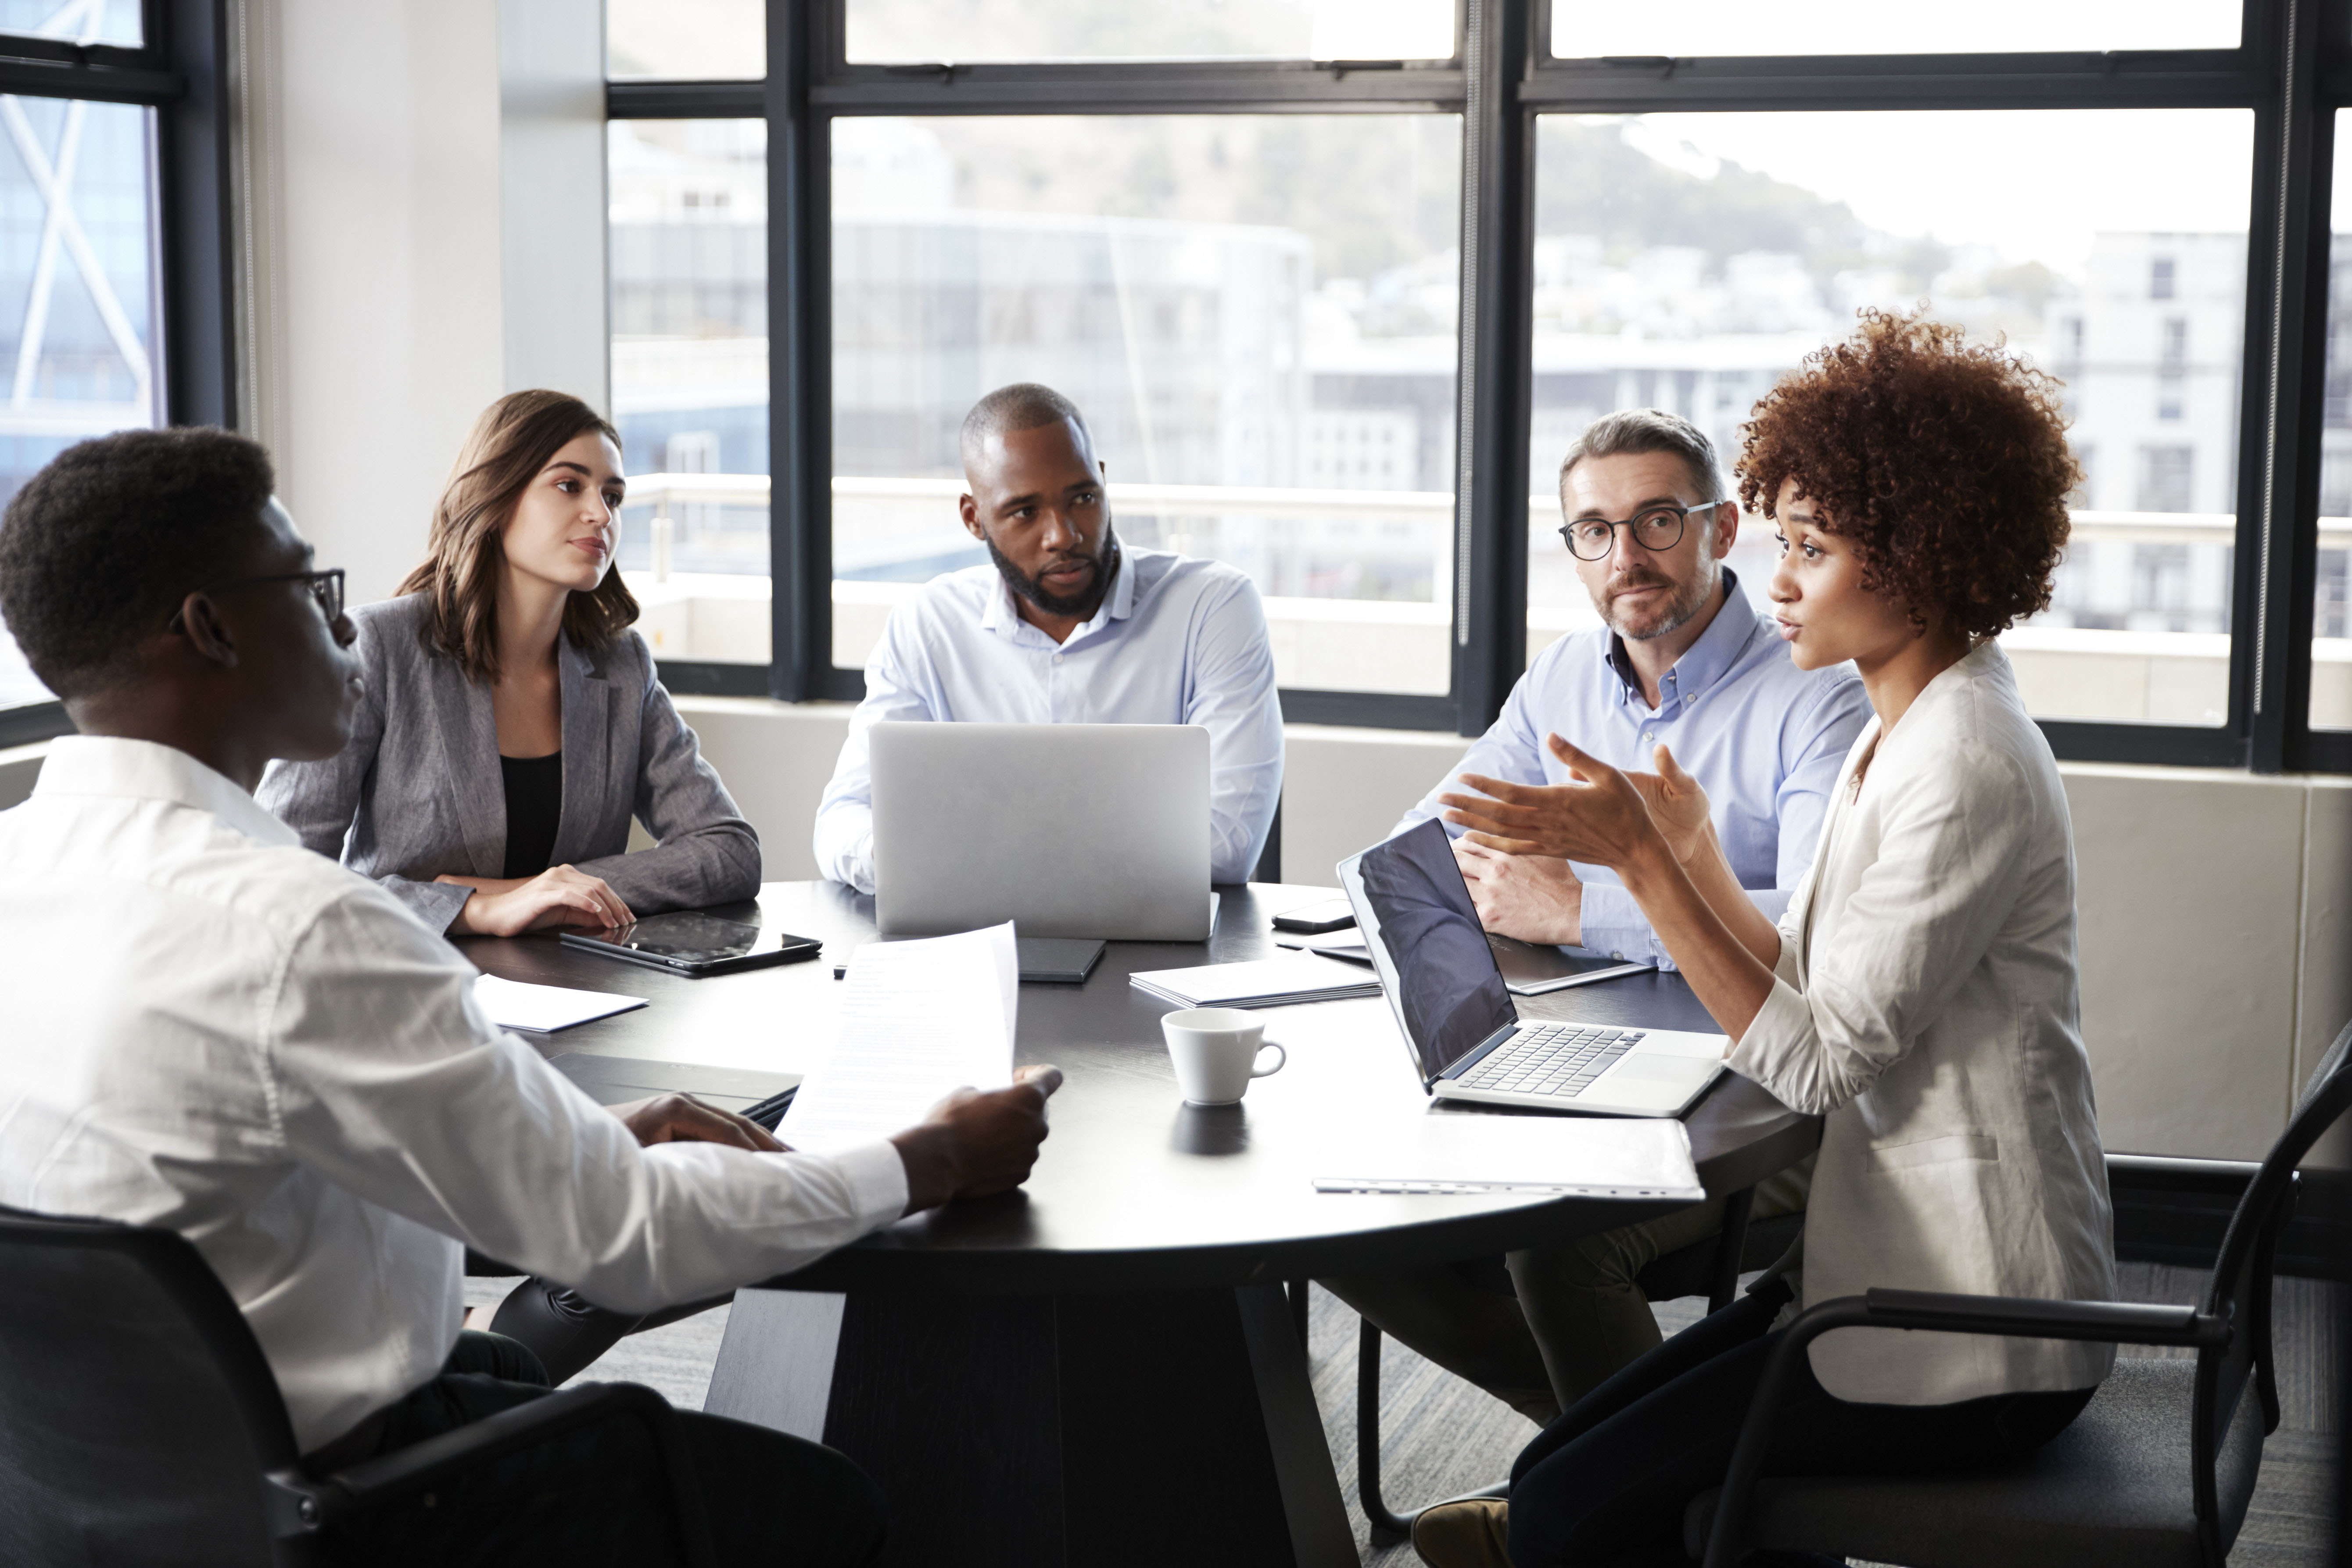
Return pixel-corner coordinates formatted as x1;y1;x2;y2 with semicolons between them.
815;545;1286;892
1395;571;1870;970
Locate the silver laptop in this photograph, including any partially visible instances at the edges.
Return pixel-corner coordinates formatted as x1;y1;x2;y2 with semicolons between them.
1338;821;1727;1117
870;722;1213;941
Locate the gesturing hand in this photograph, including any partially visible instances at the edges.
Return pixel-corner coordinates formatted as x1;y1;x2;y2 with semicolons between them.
890;1063;1065;1215
610;1093;785;1154
1438;735;1664;872
1621;743;1713;866
441;865;634;936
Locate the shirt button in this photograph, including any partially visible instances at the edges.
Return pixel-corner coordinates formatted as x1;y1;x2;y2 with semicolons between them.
1052;653;1063;665
1610;952;1625;961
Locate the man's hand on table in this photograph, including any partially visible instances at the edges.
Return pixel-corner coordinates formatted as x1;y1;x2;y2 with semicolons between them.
610;1094;785;1153
1454;837;1583;946
891;1064;1064;1215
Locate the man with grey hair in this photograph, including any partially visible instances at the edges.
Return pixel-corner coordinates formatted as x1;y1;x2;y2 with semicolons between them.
1322;408;1869;1430
814;383;1284;891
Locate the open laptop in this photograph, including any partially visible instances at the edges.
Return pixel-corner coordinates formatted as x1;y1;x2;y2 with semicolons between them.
871;722;1213;941
1338;820;1728;1117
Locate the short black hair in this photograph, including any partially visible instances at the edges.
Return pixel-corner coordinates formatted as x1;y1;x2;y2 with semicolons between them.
0;426;277;698
959;383;1092;469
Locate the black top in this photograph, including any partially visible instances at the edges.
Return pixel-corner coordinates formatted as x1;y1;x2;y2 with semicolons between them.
498;751;563;879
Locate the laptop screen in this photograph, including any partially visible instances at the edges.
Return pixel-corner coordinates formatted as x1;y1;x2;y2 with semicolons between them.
1341;820;1519;1084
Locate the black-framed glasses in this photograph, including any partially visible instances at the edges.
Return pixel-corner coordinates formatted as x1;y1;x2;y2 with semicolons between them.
1559;501;1722;562
166;568;345;632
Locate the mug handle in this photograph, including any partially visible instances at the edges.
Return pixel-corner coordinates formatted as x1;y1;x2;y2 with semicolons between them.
1250;1042;1287;1078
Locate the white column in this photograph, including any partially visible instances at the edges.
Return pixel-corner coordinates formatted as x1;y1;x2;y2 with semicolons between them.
499;0;610;412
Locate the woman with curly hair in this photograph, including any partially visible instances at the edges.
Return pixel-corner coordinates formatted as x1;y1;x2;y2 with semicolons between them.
1414;311;2114;1568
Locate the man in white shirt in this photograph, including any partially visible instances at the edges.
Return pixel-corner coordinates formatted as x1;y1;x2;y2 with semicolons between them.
814;383;1285;891
0;428;1059;1565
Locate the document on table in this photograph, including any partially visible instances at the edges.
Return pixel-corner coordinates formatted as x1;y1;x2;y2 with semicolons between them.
472;974;648;1033
778;922;1018;1154
1312;1113;1703;1201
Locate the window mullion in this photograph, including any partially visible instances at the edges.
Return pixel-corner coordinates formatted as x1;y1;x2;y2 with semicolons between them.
1452;0;1533;737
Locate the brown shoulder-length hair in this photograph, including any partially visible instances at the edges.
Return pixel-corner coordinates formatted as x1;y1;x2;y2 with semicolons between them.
398;389;640;683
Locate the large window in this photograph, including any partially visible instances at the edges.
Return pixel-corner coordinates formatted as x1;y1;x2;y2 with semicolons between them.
843;0;1456;63
0;94;161;710
2312;110;2352;735
606;118;774;673
1525;109;2252;727
606;0;2352;771
0;3;231;737
828;113;1461;695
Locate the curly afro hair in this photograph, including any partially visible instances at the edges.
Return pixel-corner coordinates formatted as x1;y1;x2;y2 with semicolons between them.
1736;309;2078;641
0;426;275;699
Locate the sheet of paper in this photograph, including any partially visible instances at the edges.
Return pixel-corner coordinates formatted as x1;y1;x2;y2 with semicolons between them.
472;974;648;1033
1312;1113;1703;1200
778;922;1018;1153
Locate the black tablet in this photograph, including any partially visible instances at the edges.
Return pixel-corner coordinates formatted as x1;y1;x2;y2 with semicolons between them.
559;910;823;977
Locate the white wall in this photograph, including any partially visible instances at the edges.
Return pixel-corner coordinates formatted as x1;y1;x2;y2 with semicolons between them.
241;0;507;605
498;0;609;411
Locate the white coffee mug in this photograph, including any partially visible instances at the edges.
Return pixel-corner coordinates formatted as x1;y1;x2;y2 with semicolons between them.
1161;1006;1288;1105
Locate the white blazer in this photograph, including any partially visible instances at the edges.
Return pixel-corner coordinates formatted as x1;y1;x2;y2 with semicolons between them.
1729;641;2116;1405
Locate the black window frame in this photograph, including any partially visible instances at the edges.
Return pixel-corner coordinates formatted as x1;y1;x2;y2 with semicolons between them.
611;0;2350;771
0;0;236;749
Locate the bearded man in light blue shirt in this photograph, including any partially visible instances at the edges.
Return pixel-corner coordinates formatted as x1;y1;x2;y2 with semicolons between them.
1397;409;1869;970
1324;409;1867;1431
814;384;1284;892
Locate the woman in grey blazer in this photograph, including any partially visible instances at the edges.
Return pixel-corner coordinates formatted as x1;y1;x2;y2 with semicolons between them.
1420;314;2113;1568
259;390;766;1385
259;392;760;934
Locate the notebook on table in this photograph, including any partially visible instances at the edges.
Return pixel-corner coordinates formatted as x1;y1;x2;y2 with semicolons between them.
1129;955;1381;1009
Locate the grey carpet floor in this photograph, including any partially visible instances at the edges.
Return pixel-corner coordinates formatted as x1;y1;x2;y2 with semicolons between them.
464;1263;2341;1565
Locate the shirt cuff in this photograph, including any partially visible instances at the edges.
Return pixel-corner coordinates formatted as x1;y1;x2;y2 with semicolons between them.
1574;882;1665;968
826;1138;911;1230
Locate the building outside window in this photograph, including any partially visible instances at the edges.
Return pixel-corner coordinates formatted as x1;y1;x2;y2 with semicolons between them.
1519;109;2247;727
0;92;162;709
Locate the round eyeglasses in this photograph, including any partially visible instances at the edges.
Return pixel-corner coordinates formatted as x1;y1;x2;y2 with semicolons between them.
166;568;345;633
1558;500;1721;562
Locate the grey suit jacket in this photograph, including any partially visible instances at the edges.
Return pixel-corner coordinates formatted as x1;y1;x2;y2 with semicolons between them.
258;593;761;933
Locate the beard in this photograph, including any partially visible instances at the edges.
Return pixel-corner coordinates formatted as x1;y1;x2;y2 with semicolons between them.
1601;561;1718;642
987;526;1120;621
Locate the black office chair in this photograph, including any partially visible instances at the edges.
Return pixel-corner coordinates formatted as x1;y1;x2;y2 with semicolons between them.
0;1204;718;1567
1355;1184;1804;1541
1687;1016;2352;1568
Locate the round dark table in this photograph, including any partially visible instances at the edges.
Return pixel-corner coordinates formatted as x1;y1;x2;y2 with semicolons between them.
463;881;1816;1568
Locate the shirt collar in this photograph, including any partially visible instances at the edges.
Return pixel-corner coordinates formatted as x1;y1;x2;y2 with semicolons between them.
978;544;1135;644
1601;568;1756;706
32;734;300;848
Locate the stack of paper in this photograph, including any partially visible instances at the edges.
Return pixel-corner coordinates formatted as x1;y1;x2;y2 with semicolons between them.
778;922;1018;1154
1312;1113;1702;1200
1129;955;1380;1009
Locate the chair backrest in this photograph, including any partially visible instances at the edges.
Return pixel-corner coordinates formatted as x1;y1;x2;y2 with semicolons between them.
2188;1016;2352;1552
0;1204;303;1568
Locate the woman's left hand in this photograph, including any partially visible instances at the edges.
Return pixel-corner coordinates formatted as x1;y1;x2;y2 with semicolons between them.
1438;735;1665;871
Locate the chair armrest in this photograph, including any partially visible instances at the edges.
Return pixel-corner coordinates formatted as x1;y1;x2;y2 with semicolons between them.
271;1382;717;1568
1859;1288;2228;1349
1700;1293;2230;1568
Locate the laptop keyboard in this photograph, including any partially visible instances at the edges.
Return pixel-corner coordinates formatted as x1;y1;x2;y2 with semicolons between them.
1455;1023;1645;1100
